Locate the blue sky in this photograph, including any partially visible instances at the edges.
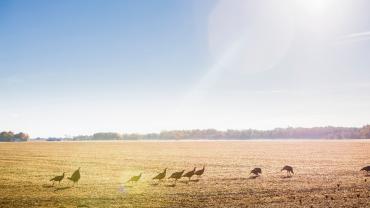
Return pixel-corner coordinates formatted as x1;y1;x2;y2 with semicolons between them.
1;0;370;137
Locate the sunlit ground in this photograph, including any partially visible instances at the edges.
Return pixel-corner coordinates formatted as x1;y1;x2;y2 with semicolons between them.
0;140;369;207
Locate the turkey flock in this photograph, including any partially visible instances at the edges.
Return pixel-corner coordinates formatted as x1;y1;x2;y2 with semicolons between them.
49;165;370;187
126;165;205;185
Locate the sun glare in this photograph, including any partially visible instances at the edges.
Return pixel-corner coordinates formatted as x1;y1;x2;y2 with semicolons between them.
299;0;331;14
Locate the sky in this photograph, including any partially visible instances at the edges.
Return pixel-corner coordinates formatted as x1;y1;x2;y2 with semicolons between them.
1;0;370;138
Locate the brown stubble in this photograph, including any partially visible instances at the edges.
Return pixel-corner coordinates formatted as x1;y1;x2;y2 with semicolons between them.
0;140;369;207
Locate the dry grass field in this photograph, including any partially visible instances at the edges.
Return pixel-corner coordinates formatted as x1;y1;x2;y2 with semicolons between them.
0;140;369;208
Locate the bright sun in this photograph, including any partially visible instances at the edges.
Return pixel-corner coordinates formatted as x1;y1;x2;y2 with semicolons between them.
299;0;331;14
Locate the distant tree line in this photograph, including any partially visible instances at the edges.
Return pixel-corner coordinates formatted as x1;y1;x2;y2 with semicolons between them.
0;131;29;142
71;125;370;141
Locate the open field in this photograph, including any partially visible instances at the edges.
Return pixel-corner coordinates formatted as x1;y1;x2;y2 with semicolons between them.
0;140;369;208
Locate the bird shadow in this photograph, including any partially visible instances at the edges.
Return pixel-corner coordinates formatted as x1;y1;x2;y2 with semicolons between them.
190;179;200;182
54;186;72;192
77;204;90;208
223;177;246;181
281;175;293;179
165;184;176;187
248;175;260;180
42;184;54;188
179;180;189;184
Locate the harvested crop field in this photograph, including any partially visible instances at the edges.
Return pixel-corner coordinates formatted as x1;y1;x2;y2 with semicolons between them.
0;140;369;208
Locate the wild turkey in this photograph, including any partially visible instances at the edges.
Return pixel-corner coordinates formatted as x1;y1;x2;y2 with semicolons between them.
194;165;205;178
182;167;196;181
153;168;167;181
250;167;262;176
281;165;294;176
68;167;81;186
127;173;142;183
50;172;65;185
169;170;185;183
360;166;370;174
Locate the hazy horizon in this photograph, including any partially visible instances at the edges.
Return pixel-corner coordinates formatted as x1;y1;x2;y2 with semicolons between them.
1;0;370;137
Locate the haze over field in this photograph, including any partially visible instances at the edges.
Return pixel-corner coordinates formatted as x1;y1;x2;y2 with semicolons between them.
1;0;370;137
1;1;370;208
